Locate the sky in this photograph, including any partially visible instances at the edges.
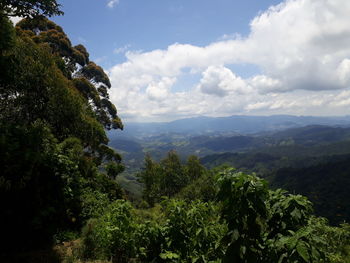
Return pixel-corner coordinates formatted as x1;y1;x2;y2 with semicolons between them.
47;0;350;122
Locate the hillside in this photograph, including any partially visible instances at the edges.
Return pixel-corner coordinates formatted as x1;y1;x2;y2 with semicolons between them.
109;124;350;225
109;115;350;138
109;124;350;172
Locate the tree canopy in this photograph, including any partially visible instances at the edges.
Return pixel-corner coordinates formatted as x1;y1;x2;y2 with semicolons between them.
0;12;124;255
0;0;63;17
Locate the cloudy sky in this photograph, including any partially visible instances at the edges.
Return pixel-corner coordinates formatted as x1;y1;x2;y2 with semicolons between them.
53;0;350;122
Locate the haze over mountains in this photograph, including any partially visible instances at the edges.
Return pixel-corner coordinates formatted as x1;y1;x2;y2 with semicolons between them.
108;115;350;171
110;115;350;138
108;115;350;224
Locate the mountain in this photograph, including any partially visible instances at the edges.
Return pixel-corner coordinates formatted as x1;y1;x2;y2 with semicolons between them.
109;122;350;175
271;154;350;224
108;121;350;224
108;115;350;139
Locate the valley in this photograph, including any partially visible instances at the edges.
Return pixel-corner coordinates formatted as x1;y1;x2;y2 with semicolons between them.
108;116;350;224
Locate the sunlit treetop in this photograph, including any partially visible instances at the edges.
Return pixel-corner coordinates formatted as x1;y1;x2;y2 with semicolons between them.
16;17;123;131
0;0;63;17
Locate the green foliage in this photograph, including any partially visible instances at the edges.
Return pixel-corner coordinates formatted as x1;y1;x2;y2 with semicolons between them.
161;151;188;197
81;200;137;261
81;61;111;88
135;220;164;262
217;168;327;263
78;166;350;263
0;15;124;255
81;198;226;263
0;14;16;52
138;154;163;206
177;170;217;202
267;189;313;237
217;168;269;262
0;122;83;251
304;218;350;263
139;151;208;206
185;155;205;181
80;189;111;222
16;17;123;132
105;161;125;179
0;0;63;17
272;155;350;225
160;199;227;262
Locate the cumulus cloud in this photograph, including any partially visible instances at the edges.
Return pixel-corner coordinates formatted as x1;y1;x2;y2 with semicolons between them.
198;66;248;97
249;75;282;93
146;77;176;101
108;0;350;121
337;59;350;86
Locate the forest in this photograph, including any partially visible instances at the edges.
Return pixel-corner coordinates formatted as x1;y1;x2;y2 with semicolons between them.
0;1;350;262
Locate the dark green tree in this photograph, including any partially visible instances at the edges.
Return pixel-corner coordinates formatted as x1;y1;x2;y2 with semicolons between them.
217;168;325;263
160;150;188;197
185;155;206;181
17;17;123;131
0;14;124;256
138;154;163;206
0;0;63;17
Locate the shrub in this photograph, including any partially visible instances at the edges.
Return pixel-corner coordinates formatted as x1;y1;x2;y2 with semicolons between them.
81;200;137;262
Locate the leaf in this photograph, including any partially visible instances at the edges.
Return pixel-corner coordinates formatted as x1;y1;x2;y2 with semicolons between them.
296;241;309;262
278;253;288;263
232;229;239;241
290;208;301;220
160;251;180;259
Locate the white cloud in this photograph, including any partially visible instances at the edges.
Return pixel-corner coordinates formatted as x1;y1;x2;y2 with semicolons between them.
249;75;282;93
337;59;350;86
108;0;350;121
198;66;248;97
107;0;120;8
146;77;176;101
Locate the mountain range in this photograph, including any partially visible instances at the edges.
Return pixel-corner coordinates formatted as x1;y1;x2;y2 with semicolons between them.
109;115;350;139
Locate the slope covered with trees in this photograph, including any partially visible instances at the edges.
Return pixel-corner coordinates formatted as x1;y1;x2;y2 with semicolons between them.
0;1;124;257
79;165;350;263
1;1;350;263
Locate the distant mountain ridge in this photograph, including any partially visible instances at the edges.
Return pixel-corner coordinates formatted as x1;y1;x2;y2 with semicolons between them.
107;117;350;225
109;115;350;139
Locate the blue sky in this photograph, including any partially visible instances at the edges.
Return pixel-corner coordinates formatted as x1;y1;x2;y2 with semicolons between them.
50;0;350;122
53;0;282;69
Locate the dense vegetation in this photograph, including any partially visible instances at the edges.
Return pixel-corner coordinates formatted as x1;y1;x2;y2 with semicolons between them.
1;1;350;262
0;1;124;258
79;166;350;263
110;125;350;226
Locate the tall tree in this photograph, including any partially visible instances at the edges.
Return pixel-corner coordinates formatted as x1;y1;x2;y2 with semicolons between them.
138;154;163;206
16;17;123;132
160;151;188;197
185;155;206;181
0;13;124;255
0;0;63;17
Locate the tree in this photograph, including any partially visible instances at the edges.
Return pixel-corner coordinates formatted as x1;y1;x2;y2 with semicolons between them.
185;155;206;181
0;15;124;255
138;154;163;206
217;168;325;263
17;17;123;132
105;161;125;179
0;0;63;17
160;151;188;197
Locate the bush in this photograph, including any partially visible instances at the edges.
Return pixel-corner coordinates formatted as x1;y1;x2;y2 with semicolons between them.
80;188;110;222
160;199;227;262
81;200;137;262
